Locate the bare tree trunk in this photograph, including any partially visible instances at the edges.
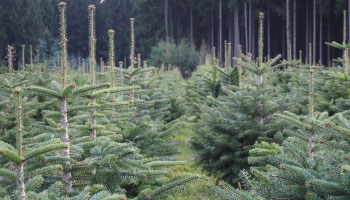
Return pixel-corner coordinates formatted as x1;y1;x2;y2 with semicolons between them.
249;0;252;54
169;6;174;39
234;6;240;59
21;45;25;70
176;9;180;42
211;1;214;49
164;0;169;42
219;0;223;64
282;19;286;59
348;0;350;42
293;0;296;59
327;18;331;66
229;21;232;44
287;0;291;61
267;1;271;59
313;0;316;65
252;17;256;59
319;8;323;65
306;1;309;64
190;0;194;48
244;2;248;54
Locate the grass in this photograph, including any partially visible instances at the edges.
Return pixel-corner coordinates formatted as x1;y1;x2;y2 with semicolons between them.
166;122;219;200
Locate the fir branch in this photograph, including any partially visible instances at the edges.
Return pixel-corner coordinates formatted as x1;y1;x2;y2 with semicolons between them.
144;175;199;199
23;143;66;161
0;148;21;163
0;168;17;180
24;86;61;99
73;83;110;96
26;165;63;178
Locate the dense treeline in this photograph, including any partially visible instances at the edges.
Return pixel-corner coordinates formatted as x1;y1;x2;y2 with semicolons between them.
1;0;350;69
0;0;347;67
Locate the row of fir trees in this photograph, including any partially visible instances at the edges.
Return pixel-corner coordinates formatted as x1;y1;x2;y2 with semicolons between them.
186;10;350;200
0;2;201;200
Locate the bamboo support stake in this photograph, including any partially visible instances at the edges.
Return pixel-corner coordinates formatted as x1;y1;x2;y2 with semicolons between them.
119;61;124;97
100;57;104;73
212;47;216;65
21;45;25;70
137;53;141;69
29;45;33;66
237;45;242;87
82;58;85;74
309;43;312;66
78;57;81;73
227;43;231;84
108;29;115;102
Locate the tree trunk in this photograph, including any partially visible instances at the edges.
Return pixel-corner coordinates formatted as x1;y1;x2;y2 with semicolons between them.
211;1;214;49
169;6;174;39
244;2;248;54
219;0;223;64
313;0;316;65
249;0;252;54
16;91;26;200
306;0;309;64
229;20;232;44
89;6;97;141
293;0;296;59
61;98;72;193
59;3;72;193
267;1;271;59
130;18;135;102
348;0;350;42
164;0;169;42
286;0;291;61
319;8;323;65
234;5;240;59
252;17;256;59
282;19;286;59
176;9;180;42
190;0;194;48
327;18;331;67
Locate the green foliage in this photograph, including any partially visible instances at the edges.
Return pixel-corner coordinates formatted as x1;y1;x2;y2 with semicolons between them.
148;40;199;75
189;53;287;184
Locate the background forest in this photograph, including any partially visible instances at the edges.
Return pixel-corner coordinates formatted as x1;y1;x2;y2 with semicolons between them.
0;0;349;73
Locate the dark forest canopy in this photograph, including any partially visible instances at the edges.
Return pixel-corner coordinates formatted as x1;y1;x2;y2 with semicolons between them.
0;0;349;68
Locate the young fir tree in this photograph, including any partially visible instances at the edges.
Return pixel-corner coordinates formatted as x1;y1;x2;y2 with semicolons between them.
0;88;66;199
191;12;287;184
236;67;350;199
207;61;350;199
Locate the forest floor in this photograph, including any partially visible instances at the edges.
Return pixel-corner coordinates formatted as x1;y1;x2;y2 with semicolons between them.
166;122;218;200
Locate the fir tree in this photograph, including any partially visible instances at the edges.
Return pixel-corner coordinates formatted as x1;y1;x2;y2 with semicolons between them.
190;12;286;184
